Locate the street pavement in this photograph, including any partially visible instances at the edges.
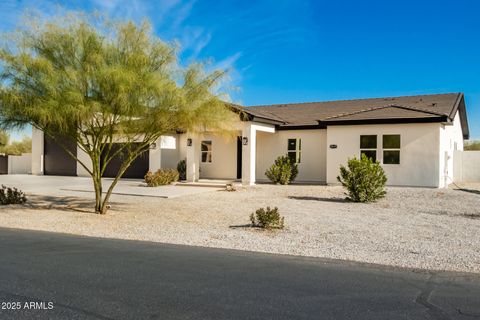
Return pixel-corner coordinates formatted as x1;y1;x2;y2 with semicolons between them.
0;227;479;319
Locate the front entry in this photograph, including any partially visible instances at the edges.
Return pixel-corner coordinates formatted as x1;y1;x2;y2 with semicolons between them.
236;136;242;179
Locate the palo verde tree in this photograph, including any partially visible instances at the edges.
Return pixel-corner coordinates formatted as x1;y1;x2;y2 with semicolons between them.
0;13;236;214
0;130;8;148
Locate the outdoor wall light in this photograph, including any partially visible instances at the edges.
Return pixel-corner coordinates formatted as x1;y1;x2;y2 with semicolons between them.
242;137;248;145
187;138;192;146
150;143;157;149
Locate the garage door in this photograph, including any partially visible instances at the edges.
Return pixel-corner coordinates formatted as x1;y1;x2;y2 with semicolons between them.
44;134;77;176
101;143;149;179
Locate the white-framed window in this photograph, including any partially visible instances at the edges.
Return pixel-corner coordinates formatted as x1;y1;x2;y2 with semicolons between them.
382;134;400;164
287;138;301;163
201;140;212;163
360;135;377;161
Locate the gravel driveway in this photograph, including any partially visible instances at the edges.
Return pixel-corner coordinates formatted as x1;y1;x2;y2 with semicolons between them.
1;182;479;273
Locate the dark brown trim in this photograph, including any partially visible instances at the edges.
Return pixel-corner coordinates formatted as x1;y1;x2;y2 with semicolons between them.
276;117;450;130
277;124;327;130
319;116;449;126
448;93;463;119
455;95;470;139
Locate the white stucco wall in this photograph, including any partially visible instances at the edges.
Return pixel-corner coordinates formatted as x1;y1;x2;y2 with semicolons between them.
439;112;464;187
8;153;32;174
326;123;442;187
199;134;239;179
160;135;181;170
454;150;480;182
256;129;327;183
31;127;44;175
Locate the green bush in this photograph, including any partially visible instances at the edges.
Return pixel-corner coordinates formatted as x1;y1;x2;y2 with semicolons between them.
144;169;179;187
177;159;186;180
0;185;27;205
337;154;387;202
265;155;298;185
250;206;284;229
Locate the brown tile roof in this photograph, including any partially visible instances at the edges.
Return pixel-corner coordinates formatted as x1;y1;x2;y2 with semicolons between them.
242;93;469;138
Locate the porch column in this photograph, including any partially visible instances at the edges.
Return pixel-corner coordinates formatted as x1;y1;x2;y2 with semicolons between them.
186;137;200;182
242;124;256;186
31;127;44;175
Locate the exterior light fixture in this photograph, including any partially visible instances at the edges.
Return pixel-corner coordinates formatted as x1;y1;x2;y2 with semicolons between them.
242;137;248;145
187;138;192;146
150;143;157;149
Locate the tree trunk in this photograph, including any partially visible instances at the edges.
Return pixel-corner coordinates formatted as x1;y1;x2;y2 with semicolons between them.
93;174;103;214
91;153;105;214
98;154;138;215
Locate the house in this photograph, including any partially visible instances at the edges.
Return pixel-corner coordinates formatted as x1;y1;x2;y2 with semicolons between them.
31;92;469;188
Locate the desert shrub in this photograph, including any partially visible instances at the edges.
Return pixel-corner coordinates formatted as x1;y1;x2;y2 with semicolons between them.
250;206;284;229
0;185;27;205
144;169;179;187
265;155;298;185
225;183;236;192
337;154;387;202
177;159;186;180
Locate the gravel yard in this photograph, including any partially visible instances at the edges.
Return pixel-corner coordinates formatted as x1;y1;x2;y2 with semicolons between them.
1;182;480;273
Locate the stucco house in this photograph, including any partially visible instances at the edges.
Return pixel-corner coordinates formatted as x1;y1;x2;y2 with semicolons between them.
31;92;469;188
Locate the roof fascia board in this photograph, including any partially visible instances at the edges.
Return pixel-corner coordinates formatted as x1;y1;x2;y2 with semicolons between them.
318;116;449;126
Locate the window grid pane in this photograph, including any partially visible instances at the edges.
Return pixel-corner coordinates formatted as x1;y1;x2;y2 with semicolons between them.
287;138;301;163
360;135;377;149
288;152;296;163
201;140;212;163
288;139;296;151
383;150;400;164
383;135;400;149
361;150;377;162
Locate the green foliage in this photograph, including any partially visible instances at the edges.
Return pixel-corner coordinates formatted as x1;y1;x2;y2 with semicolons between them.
0;12;236;214
337;154;387;203
465;141;480;150
144;169;179;187
250;207;284;229
0;136;31;155
0;130;8;147
265;155;298;185
177;159;186;181
0;185;27;205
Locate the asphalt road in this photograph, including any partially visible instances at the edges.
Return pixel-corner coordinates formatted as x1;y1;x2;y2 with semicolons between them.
0;228;479;320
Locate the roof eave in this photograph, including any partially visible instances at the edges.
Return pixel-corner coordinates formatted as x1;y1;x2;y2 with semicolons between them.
318;116;449;126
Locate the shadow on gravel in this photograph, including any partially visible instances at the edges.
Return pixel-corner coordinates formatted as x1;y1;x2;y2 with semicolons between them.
229;224;252;228
454;188;480;196
22;195;126;213
288;196;348;203
460;213;480;219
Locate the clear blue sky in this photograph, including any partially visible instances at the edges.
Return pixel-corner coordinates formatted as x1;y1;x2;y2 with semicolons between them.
1;0;479;139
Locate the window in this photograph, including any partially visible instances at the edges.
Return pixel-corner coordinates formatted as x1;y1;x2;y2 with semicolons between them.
201;140;212;163
360;135;377;161
382;135;400;164
288;138;301;163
